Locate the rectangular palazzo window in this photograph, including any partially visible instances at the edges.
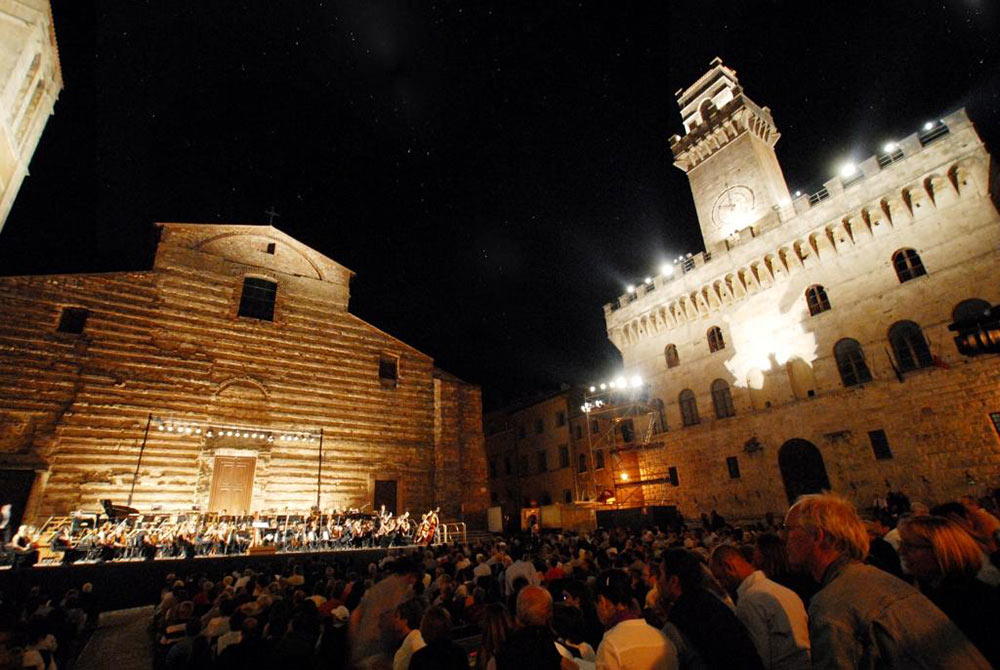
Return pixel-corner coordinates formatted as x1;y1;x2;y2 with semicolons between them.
869;429;893;460
726;456;741;479
238;277;277;321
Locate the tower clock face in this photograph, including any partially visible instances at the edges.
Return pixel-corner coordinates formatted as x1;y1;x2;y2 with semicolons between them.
711;185;755;230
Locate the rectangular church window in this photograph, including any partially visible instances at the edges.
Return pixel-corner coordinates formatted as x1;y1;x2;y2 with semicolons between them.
378;354;398;388
57;307;89;334
237;277;277;321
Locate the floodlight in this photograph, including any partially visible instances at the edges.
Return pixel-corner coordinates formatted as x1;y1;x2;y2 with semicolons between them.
883;141;897;153
838;162;857;179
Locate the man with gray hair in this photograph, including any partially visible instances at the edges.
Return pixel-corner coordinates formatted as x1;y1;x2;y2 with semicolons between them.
496;585;570;670
784;492;989;669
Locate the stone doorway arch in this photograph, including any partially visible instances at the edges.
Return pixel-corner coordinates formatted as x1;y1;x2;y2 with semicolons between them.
778;438;831;505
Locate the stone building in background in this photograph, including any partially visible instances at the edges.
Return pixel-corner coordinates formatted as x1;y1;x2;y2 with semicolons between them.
0;0;61;233
601;59;1000;520
0;223;488;527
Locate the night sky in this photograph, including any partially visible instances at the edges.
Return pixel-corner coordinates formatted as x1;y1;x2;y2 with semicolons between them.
1;2;997;409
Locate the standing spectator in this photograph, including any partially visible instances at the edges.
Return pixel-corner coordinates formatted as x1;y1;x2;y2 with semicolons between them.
658;548;763;670
863;519;904;579
784;492;990;669
709;545;810;670
348;557;421;667
898;515;1000;667
504;546;541;596
594;570;676;670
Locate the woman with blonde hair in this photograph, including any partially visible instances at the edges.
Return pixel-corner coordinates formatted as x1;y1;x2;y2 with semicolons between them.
898;515;1000;666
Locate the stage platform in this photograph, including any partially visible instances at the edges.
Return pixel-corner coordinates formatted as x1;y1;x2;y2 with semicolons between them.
0;546;408;612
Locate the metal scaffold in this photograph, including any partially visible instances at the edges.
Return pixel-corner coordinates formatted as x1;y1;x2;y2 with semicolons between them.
576;381;674;508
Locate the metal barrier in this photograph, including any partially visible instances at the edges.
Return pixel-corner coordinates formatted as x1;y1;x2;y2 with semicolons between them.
439;522;466;544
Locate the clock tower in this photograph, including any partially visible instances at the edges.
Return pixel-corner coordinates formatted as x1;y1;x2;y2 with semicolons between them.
670;58;791;252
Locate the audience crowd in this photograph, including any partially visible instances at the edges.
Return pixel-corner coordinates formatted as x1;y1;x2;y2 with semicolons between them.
3;489;999;669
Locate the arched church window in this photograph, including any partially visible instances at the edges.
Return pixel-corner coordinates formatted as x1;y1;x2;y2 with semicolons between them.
805;285;831;316
679;389;699;426
888;321;933;372
711;379;736;418
892;248;926;283
834;338;873;387
665;344;680;368
707;326;725;353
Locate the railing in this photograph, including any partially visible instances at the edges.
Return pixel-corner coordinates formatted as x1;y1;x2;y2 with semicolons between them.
842;172;864;189
918;122;949;146
808;187;830;205
440;522;466;544
877;148;905;168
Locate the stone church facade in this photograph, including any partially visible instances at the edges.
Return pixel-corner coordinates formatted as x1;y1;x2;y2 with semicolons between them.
0;223;488;525
602;59;1000;520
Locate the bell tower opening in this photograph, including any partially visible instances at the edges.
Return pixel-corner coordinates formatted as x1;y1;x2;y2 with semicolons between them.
670;58;792;252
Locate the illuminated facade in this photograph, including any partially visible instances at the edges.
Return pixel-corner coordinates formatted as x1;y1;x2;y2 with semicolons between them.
0;0;61;233
602;59;1000;519
0;223;488;527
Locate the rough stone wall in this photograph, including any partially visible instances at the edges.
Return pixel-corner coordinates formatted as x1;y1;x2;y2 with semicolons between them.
0;224;485;522
433;371;489;527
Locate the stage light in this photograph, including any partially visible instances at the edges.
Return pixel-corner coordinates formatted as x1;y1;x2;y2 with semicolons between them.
794;190;801;197
251;433;258;439
600;383;607;390
644;277;652;284
923;121;934;131
660;264;673;276
608;381;616;389
167;425;174;432
630;375;642;387
626;284;635;293
883;141;897;153
226;431;233;437
838;162;857;179
614;376;626;388
589;385;596;392
158;425;165;431
620;472;629;481
195;428;201;434
206;430;214;438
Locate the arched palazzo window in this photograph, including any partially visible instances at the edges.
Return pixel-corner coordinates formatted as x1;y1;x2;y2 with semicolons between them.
679;389;699;426
665;344;680;368
892;248;927;283
707;326;725;353
834;338;873;387
711;379;736;418
805;285;831;316
888;321;933;371
952;298;990;323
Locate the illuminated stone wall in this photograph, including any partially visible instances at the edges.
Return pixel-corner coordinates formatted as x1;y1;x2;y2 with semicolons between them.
0;223;488;523
605;76;1000;520
0;0;61;233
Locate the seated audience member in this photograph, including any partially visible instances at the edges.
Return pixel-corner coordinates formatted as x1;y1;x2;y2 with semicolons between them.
495;586;569;670
898;515;1000;667
562;580;605;650
392;598;426;670
710;545;810;670
753;533;817;606
594;570;676;670
659;548;763;670
863;518;904;579
785;493;990;669
552;603;596;663
477;602;513;670
408;605;468;670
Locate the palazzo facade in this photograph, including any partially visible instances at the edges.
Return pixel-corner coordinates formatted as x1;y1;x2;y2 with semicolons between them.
0;223;488;526
602;60;1000;519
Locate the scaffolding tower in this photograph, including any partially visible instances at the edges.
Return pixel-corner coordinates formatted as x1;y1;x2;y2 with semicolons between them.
576;385;674;508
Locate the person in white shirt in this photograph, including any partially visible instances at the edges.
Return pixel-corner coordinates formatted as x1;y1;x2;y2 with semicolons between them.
594;570;677;670
391;598;426;670
503;547;540;596
473;554;493;580
710;545;810;670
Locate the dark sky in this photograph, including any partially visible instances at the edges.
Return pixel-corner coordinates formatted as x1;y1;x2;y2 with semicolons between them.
1;2;998;409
